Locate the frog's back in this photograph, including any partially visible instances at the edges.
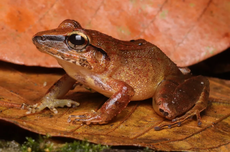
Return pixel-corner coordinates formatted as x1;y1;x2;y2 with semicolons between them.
87;31;182;100
110;39;182;100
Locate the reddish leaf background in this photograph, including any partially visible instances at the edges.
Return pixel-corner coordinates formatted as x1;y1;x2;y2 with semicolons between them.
0;0;230;67
0;62;230;151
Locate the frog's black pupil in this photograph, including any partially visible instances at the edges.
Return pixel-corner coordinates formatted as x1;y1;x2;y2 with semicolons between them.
69;34;85;45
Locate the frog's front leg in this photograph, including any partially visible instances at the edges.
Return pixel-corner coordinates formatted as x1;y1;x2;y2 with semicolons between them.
69;79;135;125
153;75;210;130
26;74;80;114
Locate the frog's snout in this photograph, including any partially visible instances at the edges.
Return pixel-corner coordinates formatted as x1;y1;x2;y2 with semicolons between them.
32;36;41;46
159;108;169;117
33;36;47;44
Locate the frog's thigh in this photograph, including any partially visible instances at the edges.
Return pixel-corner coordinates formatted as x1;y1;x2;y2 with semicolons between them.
172;76;210;123
153;75;209;120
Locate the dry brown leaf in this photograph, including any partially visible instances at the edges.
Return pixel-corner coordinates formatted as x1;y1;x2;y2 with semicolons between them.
0;0;229;67
0;62;229;151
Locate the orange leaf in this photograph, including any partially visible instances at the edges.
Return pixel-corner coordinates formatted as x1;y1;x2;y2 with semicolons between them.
0;62;229;151
0;0;229;67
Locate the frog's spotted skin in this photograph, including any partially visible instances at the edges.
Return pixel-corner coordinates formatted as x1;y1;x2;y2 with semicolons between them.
27;19;210;129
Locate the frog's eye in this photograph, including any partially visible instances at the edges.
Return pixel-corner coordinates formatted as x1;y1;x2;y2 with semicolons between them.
67;34;89;51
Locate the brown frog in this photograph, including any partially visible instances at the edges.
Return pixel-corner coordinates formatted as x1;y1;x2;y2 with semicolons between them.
28;19;210;130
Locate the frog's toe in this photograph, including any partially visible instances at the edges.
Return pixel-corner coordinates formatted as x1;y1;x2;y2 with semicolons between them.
172;109;202;126
51;99;80;108
43;99;80;114
154;110;203;131
25;103;38;114
68;112;108;125
25;103;50;114
24;99;80;114
154;121;183;131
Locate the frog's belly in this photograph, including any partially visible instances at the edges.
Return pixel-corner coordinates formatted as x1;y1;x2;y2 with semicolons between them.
96;85;156;101
57;59;157;101
69;71;156;101
85;75;157;101
132;86;156;101
86;82;156;101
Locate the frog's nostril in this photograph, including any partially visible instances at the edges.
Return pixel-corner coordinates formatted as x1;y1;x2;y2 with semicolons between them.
33;36;46;42
41;36;47;41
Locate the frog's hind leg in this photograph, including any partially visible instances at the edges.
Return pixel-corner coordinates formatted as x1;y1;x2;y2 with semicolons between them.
68;80;135;125
153;75;210;130
171;84;209;126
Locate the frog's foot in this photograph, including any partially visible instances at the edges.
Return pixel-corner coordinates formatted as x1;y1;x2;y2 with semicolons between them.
68;112;110;125
26;98;80;114
154;108;203;131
